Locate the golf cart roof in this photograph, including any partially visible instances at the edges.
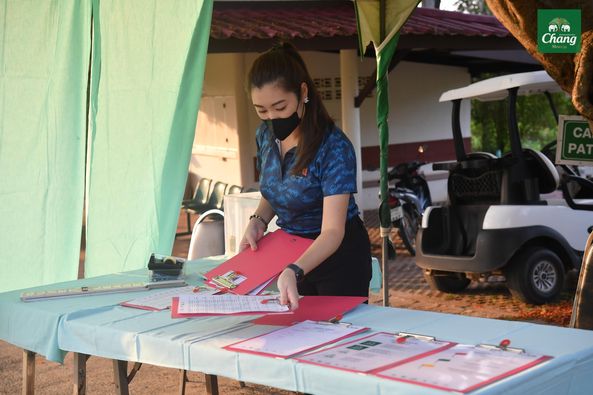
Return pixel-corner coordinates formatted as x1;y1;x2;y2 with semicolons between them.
439;70;564;102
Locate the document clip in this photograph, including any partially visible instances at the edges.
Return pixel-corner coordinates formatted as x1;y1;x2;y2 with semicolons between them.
317;316;352;327
260;297;281;305
395;332;436;344
477;339;524;354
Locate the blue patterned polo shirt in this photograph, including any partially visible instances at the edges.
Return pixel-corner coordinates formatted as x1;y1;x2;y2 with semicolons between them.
256;123;360;235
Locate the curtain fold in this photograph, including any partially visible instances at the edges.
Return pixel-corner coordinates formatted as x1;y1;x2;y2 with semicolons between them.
84;0;213;277
0;0;91;291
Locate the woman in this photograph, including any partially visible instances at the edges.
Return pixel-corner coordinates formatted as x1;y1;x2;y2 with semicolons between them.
239;43;372;310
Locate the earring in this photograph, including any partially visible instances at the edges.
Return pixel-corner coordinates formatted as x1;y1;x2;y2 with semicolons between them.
304;97;309;104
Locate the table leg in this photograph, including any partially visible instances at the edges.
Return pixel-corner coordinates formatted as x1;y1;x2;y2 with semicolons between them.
112;360;129;395
178;370;187;395
22;350;35;395
73;353;89;395
204;374;218;395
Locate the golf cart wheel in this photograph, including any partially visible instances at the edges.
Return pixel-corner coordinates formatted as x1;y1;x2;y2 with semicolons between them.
505;247;565;305
423;272;471;293
397;206;419;256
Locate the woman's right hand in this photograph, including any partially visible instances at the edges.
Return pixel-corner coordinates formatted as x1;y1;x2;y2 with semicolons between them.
239;217;267;251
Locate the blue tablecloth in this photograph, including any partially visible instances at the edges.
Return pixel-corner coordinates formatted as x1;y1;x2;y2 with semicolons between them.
2;256;592;394
0;256;381;363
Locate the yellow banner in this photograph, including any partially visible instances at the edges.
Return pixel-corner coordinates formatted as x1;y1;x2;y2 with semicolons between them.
355;0;420;53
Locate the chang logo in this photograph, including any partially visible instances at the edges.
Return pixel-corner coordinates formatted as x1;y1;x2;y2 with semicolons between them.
547;17;570;33
538;10;581;53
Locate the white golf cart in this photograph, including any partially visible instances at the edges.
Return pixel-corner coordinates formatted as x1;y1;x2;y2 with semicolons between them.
416;70;593;304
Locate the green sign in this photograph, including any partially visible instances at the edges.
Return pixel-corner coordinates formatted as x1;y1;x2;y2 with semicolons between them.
537;9;581;53
557;115;593;165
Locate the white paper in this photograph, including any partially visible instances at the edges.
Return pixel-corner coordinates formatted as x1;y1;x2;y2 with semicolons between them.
378;344;549;392
122;286;217;310
177;294;290;314
247;277;277;295
299;332;451;373
228;320;367;358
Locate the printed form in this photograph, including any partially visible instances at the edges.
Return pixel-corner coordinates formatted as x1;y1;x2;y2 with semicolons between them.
297;332;453;373
376;343;551;392
121;286;217;311
225;320;368;358
177;294;290;315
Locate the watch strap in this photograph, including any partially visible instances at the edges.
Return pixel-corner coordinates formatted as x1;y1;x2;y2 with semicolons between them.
286;263;305;282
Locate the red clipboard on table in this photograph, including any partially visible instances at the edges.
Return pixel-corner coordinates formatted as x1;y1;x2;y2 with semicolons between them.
203;230;313;295
252;295;367;326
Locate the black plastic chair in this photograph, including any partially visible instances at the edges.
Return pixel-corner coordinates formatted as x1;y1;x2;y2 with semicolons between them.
226;185;243;196
206;181;228;211
178;178;211;237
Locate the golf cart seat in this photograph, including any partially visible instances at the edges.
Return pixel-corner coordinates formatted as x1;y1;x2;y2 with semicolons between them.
525;148;560;193
501;148;559;204
447;153;503;206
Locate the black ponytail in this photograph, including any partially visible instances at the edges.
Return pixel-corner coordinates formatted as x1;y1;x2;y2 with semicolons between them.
248;42;334;176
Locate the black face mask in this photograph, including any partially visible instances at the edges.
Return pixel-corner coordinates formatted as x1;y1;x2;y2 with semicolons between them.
265;111;300;141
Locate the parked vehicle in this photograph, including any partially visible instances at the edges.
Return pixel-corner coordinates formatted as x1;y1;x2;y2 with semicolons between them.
386;160;432;256
416;70;593;304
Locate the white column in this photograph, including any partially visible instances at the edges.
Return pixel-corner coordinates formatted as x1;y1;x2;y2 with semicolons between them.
340;49;363;214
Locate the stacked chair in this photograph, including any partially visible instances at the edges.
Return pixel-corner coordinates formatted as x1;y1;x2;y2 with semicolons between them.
177;179;244;237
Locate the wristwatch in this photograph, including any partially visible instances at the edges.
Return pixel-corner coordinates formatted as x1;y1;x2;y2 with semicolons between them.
286;263;305;282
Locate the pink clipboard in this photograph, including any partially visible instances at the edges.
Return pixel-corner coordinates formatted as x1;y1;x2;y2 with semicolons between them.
203;230;314;295
374;345;553;393
223;321;369;359
295;332;456;374
252;295;367;326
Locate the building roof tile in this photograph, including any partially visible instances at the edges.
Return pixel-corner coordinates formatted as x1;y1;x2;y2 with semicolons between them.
210;3;510;41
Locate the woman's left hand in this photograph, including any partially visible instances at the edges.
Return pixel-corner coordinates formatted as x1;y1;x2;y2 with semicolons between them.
277;269;300;310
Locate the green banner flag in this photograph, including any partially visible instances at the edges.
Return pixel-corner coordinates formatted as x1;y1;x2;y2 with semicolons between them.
354;0;419;231
355;0;419;306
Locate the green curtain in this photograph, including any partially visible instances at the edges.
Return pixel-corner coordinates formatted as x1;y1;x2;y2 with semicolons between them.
0;1;91;292
84;0;213;277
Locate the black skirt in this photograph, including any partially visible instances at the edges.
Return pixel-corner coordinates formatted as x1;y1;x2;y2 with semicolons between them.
294;216;372;297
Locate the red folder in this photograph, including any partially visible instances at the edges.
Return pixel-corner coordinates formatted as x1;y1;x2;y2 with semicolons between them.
203;230;314;295
252;295;367;326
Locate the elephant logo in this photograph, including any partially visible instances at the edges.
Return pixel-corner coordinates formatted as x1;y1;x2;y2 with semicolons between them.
548;17;571;34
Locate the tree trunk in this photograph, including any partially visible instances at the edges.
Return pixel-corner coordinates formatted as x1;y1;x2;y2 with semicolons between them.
571;231;593;329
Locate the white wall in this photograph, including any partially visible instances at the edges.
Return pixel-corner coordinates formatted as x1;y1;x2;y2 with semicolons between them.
189;53;254;189
191;52;471;210
359;60;471;147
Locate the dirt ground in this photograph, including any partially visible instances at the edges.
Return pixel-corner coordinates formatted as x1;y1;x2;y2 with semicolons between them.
0;210;576;394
